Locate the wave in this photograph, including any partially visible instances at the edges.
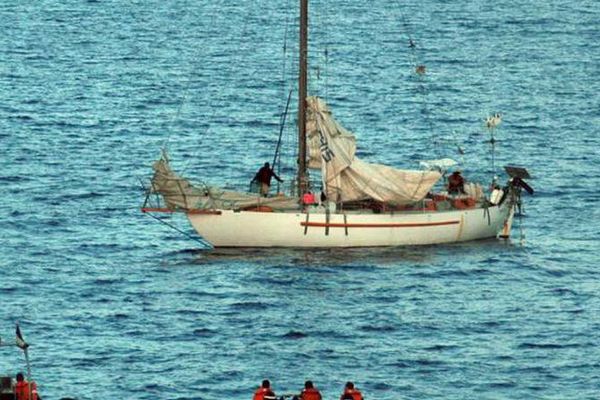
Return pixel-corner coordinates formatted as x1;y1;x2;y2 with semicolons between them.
282;330;308;339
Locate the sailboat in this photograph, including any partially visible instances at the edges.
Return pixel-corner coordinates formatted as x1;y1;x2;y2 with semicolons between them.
142;0;532;248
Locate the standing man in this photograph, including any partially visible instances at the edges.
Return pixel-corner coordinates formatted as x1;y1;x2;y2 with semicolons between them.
253;162;283;197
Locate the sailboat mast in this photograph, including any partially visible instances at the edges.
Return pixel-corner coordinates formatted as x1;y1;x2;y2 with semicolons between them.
297;0;308;196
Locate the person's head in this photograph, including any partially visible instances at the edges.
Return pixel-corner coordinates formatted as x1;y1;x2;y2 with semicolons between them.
345;382;354;390
305;381;314;389
16;373;24;382
264;162;270;168
452;170;461;175
262;379;271;389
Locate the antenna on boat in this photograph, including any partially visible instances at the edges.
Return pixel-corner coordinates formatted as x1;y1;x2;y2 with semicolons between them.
485;113;502;182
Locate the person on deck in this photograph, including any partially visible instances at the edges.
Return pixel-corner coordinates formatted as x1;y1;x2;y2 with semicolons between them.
254;162;283;197
300;380;322;400
340;381;363;400
447;170;465;194
302;191;317;207
253;379;276;400
14;372;40;400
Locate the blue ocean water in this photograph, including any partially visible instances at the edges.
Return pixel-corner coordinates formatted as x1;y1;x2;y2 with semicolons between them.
1;0;599;399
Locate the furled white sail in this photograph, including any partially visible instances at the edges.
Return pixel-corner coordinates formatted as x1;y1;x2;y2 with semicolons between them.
306;96;441;204
150;156;298;211
151;157;206;209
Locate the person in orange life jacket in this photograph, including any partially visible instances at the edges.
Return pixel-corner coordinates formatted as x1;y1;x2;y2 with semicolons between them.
253;162;283;197
299;380;322;400
447;170;465;194
14;372;40;400
340;381;363;400
253;379;276;400
302;191;316;207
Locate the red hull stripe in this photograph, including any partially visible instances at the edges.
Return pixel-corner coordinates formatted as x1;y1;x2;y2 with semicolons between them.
301;220;460;228
141;208;222;215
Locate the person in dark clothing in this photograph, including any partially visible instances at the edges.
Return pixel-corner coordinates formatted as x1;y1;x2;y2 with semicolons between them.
253;162;283;197
447;170;465;194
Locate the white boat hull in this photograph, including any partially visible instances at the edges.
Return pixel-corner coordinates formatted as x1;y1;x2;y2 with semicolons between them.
186;201;514;248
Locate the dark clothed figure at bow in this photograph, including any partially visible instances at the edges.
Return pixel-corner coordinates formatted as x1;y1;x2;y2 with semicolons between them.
253;162;282;197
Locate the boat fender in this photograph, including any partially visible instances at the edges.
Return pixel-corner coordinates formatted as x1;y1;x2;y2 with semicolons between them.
489;189;504;205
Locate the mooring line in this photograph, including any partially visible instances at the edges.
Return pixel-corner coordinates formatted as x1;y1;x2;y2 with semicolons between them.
144;212;213;249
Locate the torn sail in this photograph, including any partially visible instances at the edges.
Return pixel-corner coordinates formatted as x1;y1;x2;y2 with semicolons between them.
306;96;441;204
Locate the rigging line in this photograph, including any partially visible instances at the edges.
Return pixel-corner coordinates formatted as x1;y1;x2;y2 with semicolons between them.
179;3;235;175
281;0;292;102
122;0;190;153
317;0;330;100
162;72;194;152
308;0;324;98
392;1;442;194
451;129;466;165
275;0;292;193
418;74;440;158
323;0;329;101
393;4;434;117
165;2;221;173
144;211;214;249
396;2;441;159
396;0;419;68
273;90;294;193
283;92;295;195
161;0;204;152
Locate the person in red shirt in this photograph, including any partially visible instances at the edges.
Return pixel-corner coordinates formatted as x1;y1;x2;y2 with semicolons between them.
14;372;39;400
253;379;276;400
340;381;363;400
